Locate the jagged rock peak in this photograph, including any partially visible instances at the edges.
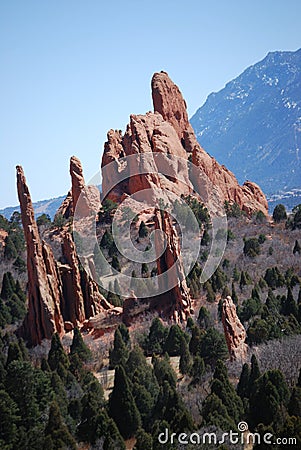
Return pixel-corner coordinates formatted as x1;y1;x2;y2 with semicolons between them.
222;296;247;361
151;71;196;150
70;155;85;208
16;165;64;346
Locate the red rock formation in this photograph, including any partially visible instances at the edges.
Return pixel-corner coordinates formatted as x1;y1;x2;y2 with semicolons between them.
16;166;64;346
122;291;139;327
151;71;197;152
101;71;268;217
222;296;247;361
56;156;101;219
17;162;113;345
60;231;85;324
151;210;192;322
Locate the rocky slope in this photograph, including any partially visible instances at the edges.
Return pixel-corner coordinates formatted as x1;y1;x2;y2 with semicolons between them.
101;71;268;216
191;49;301;199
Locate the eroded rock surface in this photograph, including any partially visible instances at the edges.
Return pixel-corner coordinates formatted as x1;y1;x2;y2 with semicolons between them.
222;296;248;361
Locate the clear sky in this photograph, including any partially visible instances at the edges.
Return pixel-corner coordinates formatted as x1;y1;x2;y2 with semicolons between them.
0;0;300;209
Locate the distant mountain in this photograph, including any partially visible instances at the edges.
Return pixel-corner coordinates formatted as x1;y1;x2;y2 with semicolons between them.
0;195;65;220
191;49;301;207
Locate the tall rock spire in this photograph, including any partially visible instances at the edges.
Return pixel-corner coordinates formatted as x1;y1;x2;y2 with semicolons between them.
16;165;64;346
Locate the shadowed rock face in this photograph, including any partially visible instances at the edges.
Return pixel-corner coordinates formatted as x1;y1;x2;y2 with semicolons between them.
222;296;248;361
101;71;268;216
17;163;113;346
16;165;64;346
151;210;192;322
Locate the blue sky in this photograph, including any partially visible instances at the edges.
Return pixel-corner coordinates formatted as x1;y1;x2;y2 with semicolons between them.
0;0;300;209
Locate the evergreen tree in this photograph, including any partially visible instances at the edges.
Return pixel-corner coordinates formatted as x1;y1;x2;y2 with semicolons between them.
4;236;17;260
109;366;141;439
222;285;231;298
211;360;244;424
237;363;250;399
233;265;240;282
139;221;148;238
189;325;204;355
231;282;238;304
0;272;14;300
202;393;236;430
112;255;121;271
282;287;298;318
288;387;301;417
118;322;131;347
153;356;177;388
109;328;129;369
201;229;210;246
77;380;105;443
50;372;68;417
204;280;216;302
0;389;19;448
179;339;192;375
198;306;212;329
189;355;205;385
272;204;287;223
134;428;153;450
249;369;289;427
6;341;23;367
144;318;168;355
249;354;261;389
239;271;248;290
70;327;92;362
48;333;69;372
163;325;186;356
44;401;76;449
293;239;301;254
5;361;40;430
200;328;228;367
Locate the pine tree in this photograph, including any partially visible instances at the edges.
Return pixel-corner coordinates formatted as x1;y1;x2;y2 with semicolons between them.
6;342;23;367
231;282;238;304
153;356;177;388
50;372;68;417
237;363;250;398
272;204;287;223
45;401;76;449
282;287;298;318
70;327;92;362
4;236;17;260
48;333;69;371
109;328;129;369
163;325;186;356
293;240;301;254
0;390;19;447
144;318;168;356
198;306;211;329
179;339;192;375
211;360;244;424
249;354;261;389
189;355;205;385
134;428;153;450
139;221;148;238
200;328;228;367
204;280;215;302
118;322;131;347
0;273;14;300
109;366;141;439
112;255;121;271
